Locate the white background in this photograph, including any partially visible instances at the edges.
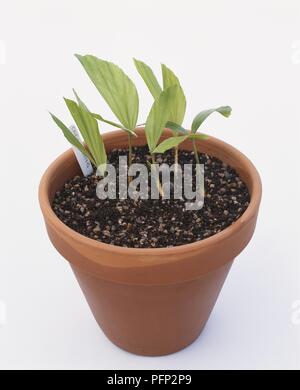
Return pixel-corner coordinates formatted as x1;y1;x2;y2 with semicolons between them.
0;0;299;370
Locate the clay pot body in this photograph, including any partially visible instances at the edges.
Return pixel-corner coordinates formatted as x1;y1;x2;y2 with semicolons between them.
39;128;262;356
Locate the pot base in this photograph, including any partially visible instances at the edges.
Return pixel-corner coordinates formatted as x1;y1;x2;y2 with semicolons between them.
103;325;206;357
72;261;232;356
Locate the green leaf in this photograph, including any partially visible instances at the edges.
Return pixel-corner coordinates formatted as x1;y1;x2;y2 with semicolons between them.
75;54;139;131
166;121;189;135
133;58;162;100
161;64;186;125
191;106;232;133
64;98;97;160
92;113;122;128
153;135;188;154
74;88;135;138
64;97;106;168
73;89;89;111
92;113;137;137
145;85;179;153
189;133;209;140
49;112;96;165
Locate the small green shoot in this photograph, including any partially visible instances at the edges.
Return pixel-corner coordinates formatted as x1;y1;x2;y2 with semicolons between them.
144;85;179;156
50;93;107;174
134;59;186;168
154;106;232;164
191;106;232;133
144;85;179;196
191;106;232;163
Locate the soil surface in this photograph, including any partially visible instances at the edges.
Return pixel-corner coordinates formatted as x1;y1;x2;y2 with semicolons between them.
52;146;250;248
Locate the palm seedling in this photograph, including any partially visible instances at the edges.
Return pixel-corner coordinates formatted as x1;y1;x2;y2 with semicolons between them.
143;85;180;196
153;106;232;162
50;91;107;175
134;59;186;169
50;55;232;200
133;59;231;164
75;54;139;168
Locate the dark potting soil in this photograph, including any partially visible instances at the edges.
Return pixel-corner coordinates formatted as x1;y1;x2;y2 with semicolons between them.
52;146;250;248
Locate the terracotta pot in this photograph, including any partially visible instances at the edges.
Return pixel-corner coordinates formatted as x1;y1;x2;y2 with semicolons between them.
39;128;262;356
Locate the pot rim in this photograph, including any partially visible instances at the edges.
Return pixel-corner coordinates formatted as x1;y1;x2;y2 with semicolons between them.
39;128;262;261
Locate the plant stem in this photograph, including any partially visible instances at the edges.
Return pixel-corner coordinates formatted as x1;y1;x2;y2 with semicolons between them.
151;153;164;197
151;153;155;165
128;133;132;184
128;133;132;167
174;145;179;174
192;139;204;202
192;139;200;165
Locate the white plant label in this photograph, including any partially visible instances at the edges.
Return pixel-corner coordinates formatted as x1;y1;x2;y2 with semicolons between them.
69;125;93;177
